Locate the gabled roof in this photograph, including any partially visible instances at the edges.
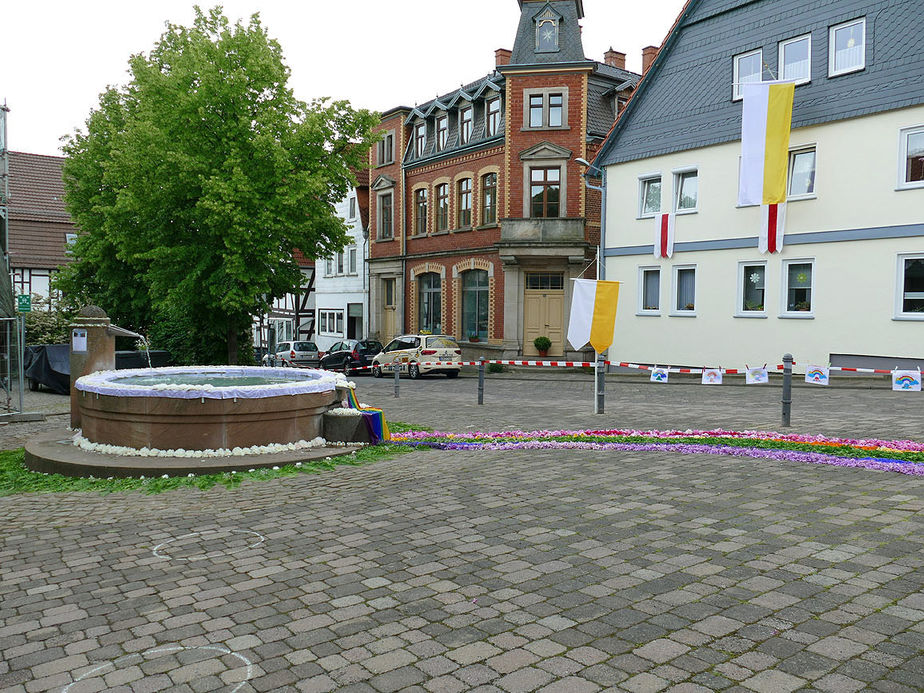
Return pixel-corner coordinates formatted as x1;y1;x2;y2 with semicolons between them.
8;152;70;224
596;0;924;167
510;0;586;65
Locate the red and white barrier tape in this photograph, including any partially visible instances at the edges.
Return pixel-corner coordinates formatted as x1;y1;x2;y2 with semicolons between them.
306;360;898;376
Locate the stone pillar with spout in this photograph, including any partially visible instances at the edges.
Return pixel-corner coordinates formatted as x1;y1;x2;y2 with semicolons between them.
69;306;116;429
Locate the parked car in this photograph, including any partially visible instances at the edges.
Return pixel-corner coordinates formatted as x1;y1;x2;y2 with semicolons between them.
319;339;383;376
371;334;461;379
262;340;320;367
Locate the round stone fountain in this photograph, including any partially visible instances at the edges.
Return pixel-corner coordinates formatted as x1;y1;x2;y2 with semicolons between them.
25;307;368;477
75;366;342;451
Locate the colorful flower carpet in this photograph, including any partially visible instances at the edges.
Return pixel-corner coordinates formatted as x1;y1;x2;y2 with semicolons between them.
390;428;924;476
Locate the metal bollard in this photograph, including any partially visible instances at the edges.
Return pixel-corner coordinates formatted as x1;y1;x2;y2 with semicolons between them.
478;356;486;405
781;353;793;427
595;352;605;414
393;361;400;398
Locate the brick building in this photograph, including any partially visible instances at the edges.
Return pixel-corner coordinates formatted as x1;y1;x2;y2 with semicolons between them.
367;0;641;357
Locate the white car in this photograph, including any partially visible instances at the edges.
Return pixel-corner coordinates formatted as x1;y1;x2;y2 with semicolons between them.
371;334;461;379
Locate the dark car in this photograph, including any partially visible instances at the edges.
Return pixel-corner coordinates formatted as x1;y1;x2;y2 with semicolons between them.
319;339;383;376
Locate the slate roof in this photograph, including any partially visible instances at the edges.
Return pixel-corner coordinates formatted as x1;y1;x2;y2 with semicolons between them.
511;0;586;65
7;152;74;269
596;0;924;166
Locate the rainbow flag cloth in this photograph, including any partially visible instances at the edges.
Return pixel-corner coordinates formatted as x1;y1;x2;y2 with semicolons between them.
345;388;391;443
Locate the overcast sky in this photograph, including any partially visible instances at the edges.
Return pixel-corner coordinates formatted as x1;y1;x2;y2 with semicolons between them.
2;0;686;157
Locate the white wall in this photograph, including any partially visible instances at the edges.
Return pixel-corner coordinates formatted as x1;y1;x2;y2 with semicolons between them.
603;105;924;368
314;188;368;352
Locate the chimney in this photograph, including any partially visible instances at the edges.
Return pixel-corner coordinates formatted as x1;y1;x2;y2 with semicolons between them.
495;48;512;67
642;45;659;74
603;48;626;70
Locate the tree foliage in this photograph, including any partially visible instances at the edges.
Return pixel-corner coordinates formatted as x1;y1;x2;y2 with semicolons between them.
57;6;377;363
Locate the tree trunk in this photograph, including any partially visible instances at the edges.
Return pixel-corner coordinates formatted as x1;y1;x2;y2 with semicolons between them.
227;323;239;365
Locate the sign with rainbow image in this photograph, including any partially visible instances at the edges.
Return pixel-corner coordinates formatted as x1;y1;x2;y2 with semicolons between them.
892;370;922;392
701;368;723;385
650;367;669;383
805;365;830;386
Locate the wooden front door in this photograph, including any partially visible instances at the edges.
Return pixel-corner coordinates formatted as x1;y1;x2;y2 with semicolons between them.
523;272;564;356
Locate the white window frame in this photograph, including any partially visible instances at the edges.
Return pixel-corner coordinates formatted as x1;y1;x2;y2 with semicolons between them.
325;258;333;276
671;264;697;316
779;34;812;85
787;145;817;200
895;253;924;320
486;98;501;137
318;309;345;336
436;114;449;151
733;48;763;101
414;122;427;157
736;261;768;318
637;266;661;315
828;17;866;77
637;173;662;219
460;106;473;145
673;167;698;214
349;247;357;274
780;258;815;318
522;87;569;130
898;125;924;191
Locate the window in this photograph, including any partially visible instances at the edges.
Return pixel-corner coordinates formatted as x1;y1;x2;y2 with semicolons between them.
487;98;501;137
384;278;396;307
65;233;78;254
536;17;558;52
460;107;473;145
548;94;563;127
436;115;448;151
349;247;357;274
319;310;343;336
829;18;865;76
675;170;698;212
378;193;393;239
481;173;497;225
326;258;333;276
788;147;816;198
897;255;924;317
436;183;449;231
639;176;662;217
530;167;561;218
525;272;564;290
348;197;356;219
733;49;763;100
415;122;427;157
525;90;567;129
639;268;660;313
529;95;544;128
739;263;766;314
270;318;293;342
899;125;924;189
779;35;811;85
784;261;813;313
418;272;442;333
377;132;394;165
414;189;428;235
673;266;696;313
462;270;489;340
337;252;344;274
457;178;472;228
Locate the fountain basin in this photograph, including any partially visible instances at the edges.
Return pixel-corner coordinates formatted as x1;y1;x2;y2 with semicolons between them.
75;366;346;451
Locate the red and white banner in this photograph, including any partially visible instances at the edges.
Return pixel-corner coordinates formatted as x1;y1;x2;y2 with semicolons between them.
759;202;786;254
654;212;675;258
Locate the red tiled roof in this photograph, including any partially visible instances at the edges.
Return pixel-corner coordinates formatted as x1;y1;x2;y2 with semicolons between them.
7;152;75;269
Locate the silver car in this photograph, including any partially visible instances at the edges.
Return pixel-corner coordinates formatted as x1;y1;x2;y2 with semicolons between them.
266;340;320;367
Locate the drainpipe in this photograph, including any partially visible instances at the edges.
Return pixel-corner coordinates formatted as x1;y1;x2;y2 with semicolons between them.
575;157;606;280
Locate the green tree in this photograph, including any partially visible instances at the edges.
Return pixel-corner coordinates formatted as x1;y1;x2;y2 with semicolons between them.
57;6;377;363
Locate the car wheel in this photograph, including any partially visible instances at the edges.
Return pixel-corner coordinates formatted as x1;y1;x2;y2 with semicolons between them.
344;363;354;377
409;363;421;380
372;365;382;378
446;370;459;379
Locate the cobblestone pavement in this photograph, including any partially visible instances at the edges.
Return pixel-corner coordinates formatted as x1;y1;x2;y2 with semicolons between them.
1;374;923;692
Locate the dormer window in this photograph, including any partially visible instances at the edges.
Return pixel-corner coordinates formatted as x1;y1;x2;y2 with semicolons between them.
414;122;426;157
534;6;561;53
436;115;449;151
537;19;558;52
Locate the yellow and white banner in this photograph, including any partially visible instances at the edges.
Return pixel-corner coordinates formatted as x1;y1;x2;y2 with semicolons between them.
738;81;795;207
567;279;620;354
